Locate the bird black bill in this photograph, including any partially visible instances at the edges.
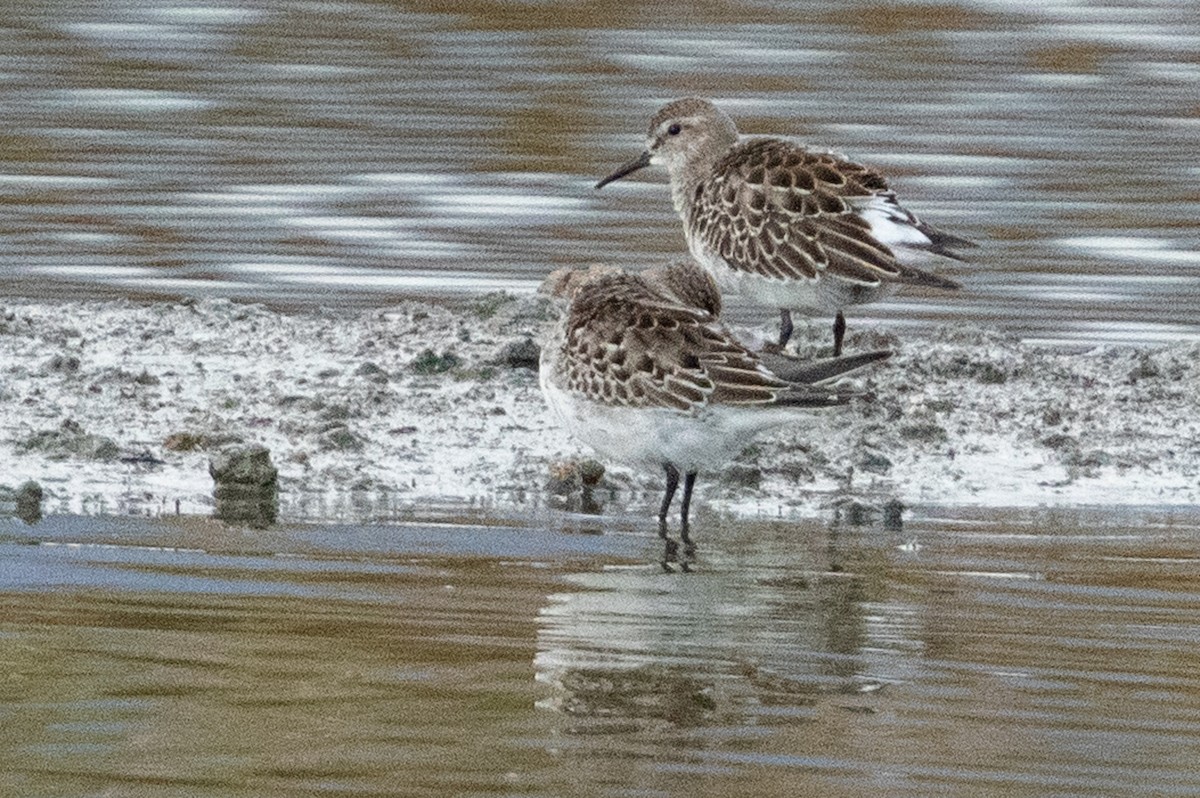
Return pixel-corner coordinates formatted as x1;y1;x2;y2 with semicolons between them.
595;150;651;189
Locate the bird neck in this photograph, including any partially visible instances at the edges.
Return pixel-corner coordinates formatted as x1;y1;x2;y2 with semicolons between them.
667;136;733;215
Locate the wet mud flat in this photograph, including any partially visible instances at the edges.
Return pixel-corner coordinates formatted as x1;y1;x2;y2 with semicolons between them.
0;294;1196;521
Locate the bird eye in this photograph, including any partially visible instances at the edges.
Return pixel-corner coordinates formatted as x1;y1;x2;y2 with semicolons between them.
667;123;681;136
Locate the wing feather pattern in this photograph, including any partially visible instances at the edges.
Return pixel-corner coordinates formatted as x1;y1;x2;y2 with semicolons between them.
559;270;791;412
688;138;969;287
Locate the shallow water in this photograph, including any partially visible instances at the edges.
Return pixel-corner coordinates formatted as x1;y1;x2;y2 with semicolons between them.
3;506;1200;796
1;0;1198;345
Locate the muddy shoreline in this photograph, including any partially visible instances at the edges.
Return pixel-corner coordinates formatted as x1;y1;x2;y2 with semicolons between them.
2;295;1196;523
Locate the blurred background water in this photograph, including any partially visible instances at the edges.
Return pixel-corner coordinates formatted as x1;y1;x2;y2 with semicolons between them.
1;0;1197;345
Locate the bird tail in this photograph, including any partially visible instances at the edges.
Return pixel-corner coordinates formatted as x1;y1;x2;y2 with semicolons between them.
760;348;892;386
774;388;861;408
916;222;978;262
891;259;961;290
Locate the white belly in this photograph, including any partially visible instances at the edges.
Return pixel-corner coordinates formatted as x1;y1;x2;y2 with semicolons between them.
686;238;896;314
540;361;821;474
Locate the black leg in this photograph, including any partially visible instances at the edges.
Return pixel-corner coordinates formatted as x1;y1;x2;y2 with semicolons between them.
659;463;680;535
778;309;794;349
679;471;697;546
658;463;680;562
833;310;846;357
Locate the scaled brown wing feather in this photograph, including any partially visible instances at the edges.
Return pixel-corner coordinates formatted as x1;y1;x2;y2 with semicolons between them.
562;272;789;411
689;138;906;285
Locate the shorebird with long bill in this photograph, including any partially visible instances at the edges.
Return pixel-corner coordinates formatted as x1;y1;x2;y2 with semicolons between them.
596;97;974;356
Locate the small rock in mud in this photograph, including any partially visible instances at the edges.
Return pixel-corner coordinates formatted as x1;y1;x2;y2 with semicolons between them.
899;422;948;444
470;291;516;321
857;451;893;475
410;348;461;375
318;403;353;422
0;480;45;525
493;336;540;370
214;492;278;529
163;431;242;452
720;462;762;489
43;354;81;375
577;458;606;487
832;498;878;526
546;458;606;495
1040;432;1078;451
318;424;364;452
209;445;278;489
354;362;390;383
209;446;279;528
545;461;577;495
830;496;904;528
1127;354;1160;383
16;419;119;460
1064;448;1111;469
937;355;1011;384
163;432;204;452
882;498;905;529
972;362;1009;384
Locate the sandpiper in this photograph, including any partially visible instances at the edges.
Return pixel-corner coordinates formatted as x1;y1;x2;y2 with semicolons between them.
596;97;973;355
539;259;889;549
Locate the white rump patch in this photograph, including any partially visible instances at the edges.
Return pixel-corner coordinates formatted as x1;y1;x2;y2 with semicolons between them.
854;194;933;250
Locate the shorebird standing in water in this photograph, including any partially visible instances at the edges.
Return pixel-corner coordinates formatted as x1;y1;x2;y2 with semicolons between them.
596;97;973;356
539;259;889;554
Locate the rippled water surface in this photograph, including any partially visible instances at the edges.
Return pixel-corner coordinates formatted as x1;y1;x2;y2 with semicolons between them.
3;507;1200;796
1;0;1198;344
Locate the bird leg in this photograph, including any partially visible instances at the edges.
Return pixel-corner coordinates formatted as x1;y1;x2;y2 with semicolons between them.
679;471;697;548
662;463;681;537
833;310;846;357
778;308;794;350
